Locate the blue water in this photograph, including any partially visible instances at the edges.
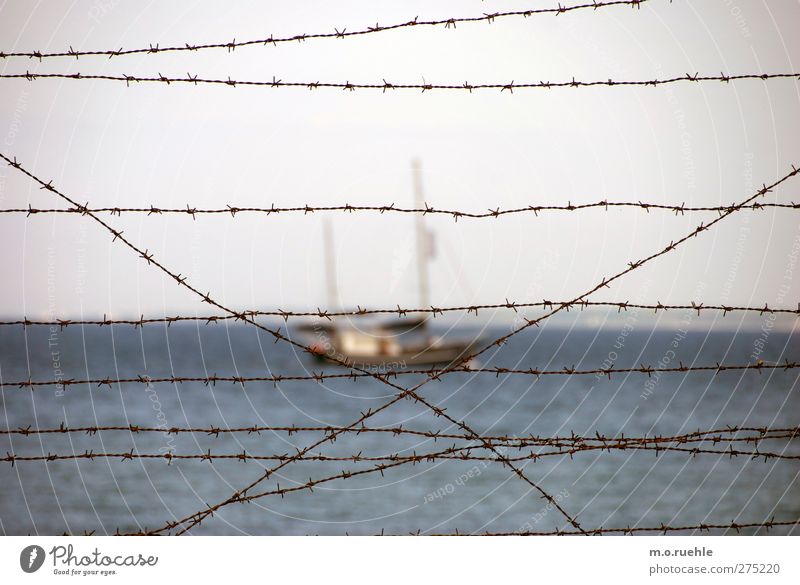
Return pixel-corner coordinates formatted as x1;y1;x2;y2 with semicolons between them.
0;320;798;535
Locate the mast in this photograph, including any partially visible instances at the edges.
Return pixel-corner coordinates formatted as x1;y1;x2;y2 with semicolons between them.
322;218;339;309
412;160;430;311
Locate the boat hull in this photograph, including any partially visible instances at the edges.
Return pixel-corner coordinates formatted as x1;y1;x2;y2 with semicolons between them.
312;340;482;369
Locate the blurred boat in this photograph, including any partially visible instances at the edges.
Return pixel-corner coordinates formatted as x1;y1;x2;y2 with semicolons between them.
299;161;482;369
305;317;483;368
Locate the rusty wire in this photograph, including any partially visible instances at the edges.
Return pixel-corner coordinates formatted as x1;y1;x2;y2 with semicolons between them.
1;152;588;535
4;361;799;391
1;300;796;330
0;0;652;61
1;71;797;92
3;424;796;447
427;519;800;535
4;441;799;466
4;200;798;220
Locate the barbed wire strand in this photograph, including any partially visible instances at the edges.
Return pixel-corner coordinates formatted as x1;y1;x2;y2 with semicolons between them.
4;424;796;446
0;152;587;536
73;518;796;537
0;0;652;61
144;161;800;535
2;299;797;329
1;71;797;92
5;152;798;535
426;519;800;536
160;163;800;535
4;200;798;220
5;442;799;466
4;361;799;390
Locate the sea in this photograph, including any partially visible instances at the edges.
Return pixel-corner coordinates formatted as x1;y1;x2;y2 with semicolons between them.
0;317;798;535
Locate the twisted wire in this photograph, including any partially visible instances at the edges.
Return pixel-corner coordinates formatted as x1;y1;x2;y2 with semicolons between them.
2;299;796;329
1;71;797;92
4;200;798;219
0;1;652;61
426;519;800;536
4;424;797;446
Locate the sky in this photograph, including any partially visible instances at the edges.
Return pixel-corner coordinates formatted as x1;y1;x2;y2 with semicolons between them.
0;0;799;329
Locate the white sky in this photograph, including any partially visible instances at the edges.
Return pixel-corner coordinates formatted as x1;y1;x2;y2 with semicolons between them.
0;1;799;323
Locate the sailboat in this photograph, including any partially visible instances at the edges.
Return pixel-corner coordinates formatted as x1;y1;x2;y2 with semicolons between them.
301;161;483;370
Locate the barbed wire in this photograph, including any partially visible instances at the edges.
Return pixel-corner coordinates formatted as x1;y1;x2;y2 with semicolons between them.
426;519;800;536
6;152;798;536
4;423;796;447
0;152;586;535
5;200;799;220
139;162;800;535
4;442;799;466
2;3;797;536
0;0;652;61
2;300;797;330
2;71;797;92
4;361;798;390
79;518;797;537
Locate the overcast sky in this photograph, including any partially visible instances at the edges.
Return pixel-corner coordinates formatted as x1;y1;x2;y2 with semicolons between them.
0;1;798;327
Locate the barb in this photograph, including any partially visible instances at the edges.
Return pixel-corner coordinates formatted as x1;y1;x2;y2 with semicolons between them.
5;361;799;390
0;1;652;61
1;71;797;92
5;200;798;219
3;299;797;329
427;519;800;535
4;424;796;447
4;442;799;465
0;152;586;535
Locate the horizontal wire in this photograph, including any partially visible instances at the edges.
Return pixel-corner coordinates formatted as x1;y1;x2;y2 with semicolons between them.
426;519;799;536
5;424;796;446
0;0;651;61
4;361;798;389
4;442;799;465
2;300;798;329
90;518;798;537
4;201;798;219
1;72;797;92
